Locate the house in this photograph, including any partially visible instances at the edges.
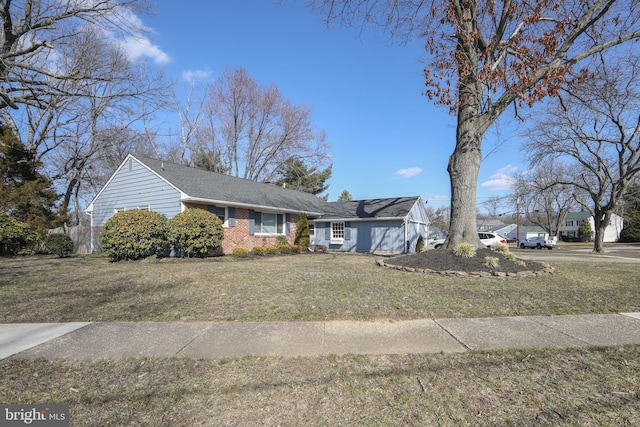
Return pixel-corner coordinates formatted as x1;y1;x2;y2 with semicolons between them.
477;218;505;232
558;211;624;242
310;197;429;255
505;225;548;243
86;155;429;255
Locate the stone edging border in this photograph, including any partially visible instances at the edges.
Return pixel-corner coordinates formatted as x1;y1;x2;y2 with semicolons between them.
375;259;555;278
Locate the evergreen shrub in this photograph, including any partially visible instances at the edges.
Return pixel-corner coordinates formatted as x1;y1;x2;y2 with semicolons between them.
100;210;170;261
232;247;249;257
45;233;74;258
294;214;310;247
169;209;223;258
252;246;266;256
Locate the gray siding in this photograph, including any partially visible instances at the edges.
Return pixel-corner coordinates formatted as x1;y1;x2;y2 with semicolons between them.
91;158;182;226
313;220;406;254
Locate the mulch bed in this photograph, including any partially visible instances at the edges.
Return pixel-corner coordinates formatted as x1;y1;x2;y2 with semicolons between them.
381;248;552;278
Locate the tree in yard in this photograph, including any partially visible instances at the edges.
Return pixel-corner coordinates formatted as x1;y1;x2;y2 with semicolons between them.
337;190;353;201
511;164;576;237
0;5;170;225
523;56;640;252
0;0;150;110
307;0;640;249
194;67;331;183
276;157;332;195
0;126;63;236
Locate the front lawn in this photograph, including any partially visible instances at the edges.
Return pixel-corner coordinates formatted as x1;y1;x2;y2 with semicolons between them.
1;253;639;322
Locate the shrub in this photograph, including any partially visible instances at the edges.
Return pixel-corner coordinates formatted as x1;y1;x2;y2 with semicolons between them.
45;233;74;258
0;212;39;255
578;221;594;242
506;252;516;261
232;247;249;258
294;214;310;247
484;256;500;268
252;246;266;256
278;245;293;254
491;242;509;255
266;246;280;255
415;235;425;253
169;209;224;258
276;235;288;246
100;210;170;261
453;242;476;258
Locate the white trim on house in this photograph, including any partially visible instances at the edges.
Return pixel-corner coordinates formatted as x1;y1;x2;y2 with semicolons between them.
180;196;324;217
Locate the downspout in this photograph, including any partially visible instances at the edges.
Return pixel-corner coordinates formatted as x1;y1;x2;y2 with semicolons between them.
404;217;409;254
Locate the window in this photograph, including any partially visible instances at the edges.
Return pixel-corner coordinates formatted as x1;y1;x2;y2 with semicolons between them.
208;205;227;224
255;212;284;235
309;223;315;238
566;220;574;227
331;222;345;243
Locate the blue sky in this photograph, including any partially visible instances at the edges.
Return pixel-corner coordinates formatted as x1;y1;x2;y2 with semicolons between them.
128;1;523;211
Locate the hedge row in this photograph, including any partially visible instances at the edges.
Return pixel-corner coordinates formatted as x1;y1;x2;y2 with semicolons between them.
100;209;223;261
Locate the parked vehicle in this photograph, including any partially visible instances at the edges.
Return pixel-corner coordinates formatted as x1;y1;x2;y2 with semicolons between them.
478;232;507;247
428;238;446;249
428;232;506;249
520;236;557;250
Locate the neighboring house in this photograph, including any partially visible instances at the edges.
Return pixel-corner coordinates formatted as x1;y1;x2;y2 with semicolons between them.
558;211;624;242
310;197;429;255
86;155;429;255
477;218;505;232
506;225;548;243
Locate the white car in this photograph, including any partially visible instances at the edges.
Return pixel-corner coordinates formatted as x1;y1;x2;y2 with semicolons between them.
428;238;446;249
428;233;506;249
478;232;507;247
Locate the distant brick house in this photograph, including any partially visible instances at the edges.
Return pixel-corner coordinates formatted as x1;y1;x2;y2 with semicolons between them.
86;155;429;255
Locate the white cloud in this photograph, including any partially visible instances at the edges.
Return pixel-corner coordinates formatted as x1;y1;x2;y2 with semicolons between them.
395;167;423;178
480;165;518;191
182;68;213;83
118;36;171;65
426;195;450;203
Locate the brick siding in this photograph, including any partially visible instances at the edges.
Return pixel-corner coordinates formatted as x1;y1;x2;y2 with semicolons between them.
183;203;299;254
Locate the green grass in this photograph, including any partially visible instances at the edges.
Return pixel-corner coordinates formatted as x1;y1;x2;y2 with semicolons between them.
1;253;639;322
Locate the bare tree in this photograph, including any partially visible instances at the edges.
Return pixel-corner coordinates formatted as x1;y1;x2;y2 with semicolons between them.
195;67;331;182
524;55;640;252
2;25;171;223
307;0;640;249
0;0;150;110
512;164;576;237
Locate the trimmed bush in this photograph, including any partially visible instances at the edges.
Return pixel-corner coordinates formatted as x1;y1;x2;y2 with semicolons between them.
266;246;280;255
169;209;224;258
45;233;74;258
232;247;249;258
252;246;266;256
278;245;293;254
100;210;170;261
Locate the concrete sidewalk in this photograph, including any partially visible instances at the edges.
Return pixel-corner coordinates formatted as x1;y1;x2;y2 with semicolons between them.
2;313;640;360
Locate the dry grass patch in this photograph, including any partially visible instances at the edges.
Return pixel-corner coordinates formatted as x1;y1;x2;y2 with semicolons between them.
1;346;639;425
0;253;639;322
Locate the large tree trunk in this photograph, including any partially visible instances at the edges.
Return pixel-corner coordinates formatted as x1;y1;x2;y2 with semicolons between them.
592;211;610;254
446;100;484;249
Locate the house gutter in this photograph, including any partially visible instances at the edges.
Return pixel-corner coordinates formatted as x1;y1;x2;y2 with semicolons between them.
180;196;324;217
312;216;405;223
